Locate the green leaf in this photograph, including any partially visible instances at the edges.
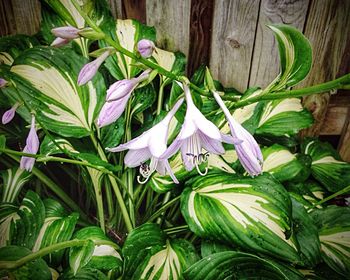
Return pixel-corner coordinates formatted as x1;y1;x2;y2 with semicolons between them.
69;227;122;275
58;268;108;280
40;136;78;156
7;46;105;138
311;206;350;276
291;197;321;267
181;173;300;262
32;199;79;267
266;24;312;91
1;167;32;203
122;223;199;280
100;116;125;148
183;251;304;280
302;139;350;192
0;245;51;280
200;239;234;258
286;181;325;209
131;84;156;117
0;135;5;152
262;144;310;182
10;191;45;249
0;203;18;247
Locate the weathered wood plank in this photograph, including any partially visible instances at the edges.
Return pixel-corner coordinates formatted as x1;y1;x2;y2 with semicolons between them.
108;0;123;19
300;0;350;137
0;0;16;36
209;0;260;92
248;0;309;88
319;106;348;135
121;0;146;23
187;0;214;77
146;0;191;58
338;110;350;162
11;0;41;35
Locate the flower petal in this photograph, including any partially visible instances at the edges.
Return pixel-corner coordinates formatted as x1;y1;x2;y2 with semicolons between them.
181;138;195;171
198;131;225;154
124;148;151;168
97;94;130;128
162;159;179;184
160;137;184;160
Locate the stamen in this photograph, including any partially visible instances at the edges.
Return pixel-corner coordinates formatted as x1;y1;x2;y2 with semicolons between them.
186;152;210;176
137;158;158;184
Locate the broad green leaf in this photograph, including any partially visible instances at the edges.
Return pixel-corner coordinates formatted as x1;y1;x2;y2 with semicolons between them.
11;191;45;249
1;167;32;203
32;199;79;267
122;223;199;280
256;98;313;136
262;144;311;182
291;197;321;267
200;239;234;258
302;139;350;192
311;206;350;276
58;268;108;280
40;136;78;156
0;35;38;66
0;245;51;280
0;135;5;152
266;24;312;91
286;181;325;209
299;263;344;280
69;227;122;275
0;203;18;246
131;84;156;117
101;19;156;79
181;173;300;262
100;116;125;148
7;47;105;138
183;251;304;280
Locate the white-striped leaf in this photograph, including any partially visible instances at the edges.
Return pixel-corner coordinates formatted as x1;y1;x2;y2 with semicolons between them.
122;223;199;280
1;167;32;203
181;173;300;262
69;227;122;276
200;239;234;258
262;144;311;182
7;47;105;138
32;199;78;267
59;268;109;280
311;206;350;276
302;139;350;192
183;251;304;280
0;203;18;247
266;24;312;92
40;136;78;156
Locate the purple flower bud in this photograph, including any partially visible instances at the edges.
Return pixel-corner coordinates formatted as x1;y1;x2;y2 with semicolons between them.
51;37;71;47
2;103;19;125
137;39;155;58
20;115;39;172
51;26;80;39
78;51;110;85
0;78;8;88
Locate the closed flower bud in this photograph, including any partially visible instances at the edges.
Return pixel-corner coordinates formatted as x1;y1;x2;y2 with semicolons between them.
78;51;110;85
2;103;19;125
0;78;8;88
51;26;80;39
20;115;39;172
137;39;155;58
51;37;71;47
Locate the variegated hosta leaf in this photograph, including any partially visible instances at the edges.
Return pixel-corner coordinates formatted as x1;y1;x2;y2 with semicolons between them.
122;223;199;280
69;226;122;276
183;251;304;280
10;191;45;249
7;47;105;138
181;173;300;262
291;197;321;267
266;24;312;92
40;136;78;156
1;167;32;203
302;139;350;192
32;199;79;267
200;239;234;258
101;19;156;79
256;98;313;136
311;206;350;276
0;35;38;66
262;144;311;182
59;268;109;280
0;245;51;280
0;203;18;247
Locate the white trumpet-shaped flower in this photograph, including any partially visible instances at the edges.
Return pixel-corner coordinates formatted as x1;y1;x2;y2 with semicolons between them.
106;98;184;184
213;91;263;176
161;84;225;175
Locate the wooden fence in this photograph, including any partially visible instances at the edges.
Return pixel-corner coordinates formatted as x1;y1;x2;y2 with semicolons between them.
0;0;349;160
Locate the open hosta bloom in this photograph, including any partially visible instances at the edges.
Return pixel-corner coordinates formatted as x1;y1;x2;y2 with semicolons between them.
213;91;263;176
20;115;39;172
161;84;225;175
107;98;184;183
2;103;19;125
78;51;110;85
97;70;150;128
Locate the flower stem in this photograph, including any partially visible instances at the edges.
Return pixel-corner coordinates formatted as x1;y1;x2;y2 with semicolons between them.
0;239;119;270
312;184;350;208
146;195;180;223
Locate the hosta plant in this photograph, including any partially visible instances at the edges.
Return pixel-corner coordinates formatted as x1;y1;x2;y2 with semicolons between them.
0;0;350;279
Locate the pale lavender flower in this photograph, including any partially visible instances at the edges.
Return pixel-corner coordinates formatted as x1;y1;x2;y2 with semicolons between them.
213;91;263;176
107;98;184;183
161;84;225;175
96;70;150;128
2;103;19;124
137;39;155;58
0;78;8;88
51;26;80;39
78;51;110;85
51;37;70;47
20;115;39;172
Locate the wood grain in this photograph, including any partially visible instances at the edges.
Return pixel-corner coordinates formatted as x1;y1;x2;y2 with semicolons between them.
146;0;191;58
209;0;260;92
248;0;309;88
121;0;146;23
0;0;16;36
187;0;214;77
338;109;350;162
108;0;123;19
319;106;348;135
300;0;350;137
